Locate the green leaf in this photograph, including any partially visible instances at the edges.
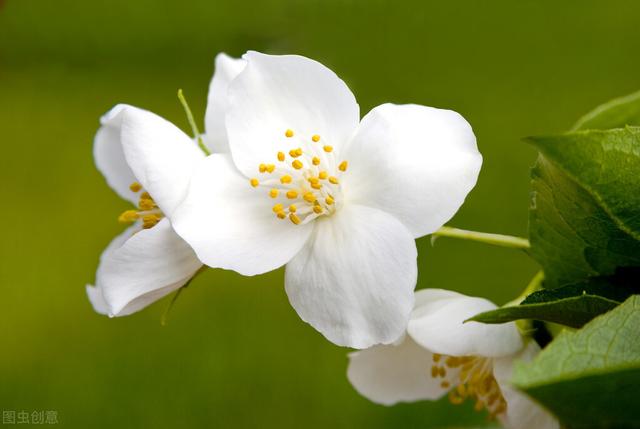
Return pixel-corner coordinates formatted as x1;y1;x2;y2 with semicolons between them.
512;295;640;429
573;90;640;130
528;127;640;288
467;276;639;328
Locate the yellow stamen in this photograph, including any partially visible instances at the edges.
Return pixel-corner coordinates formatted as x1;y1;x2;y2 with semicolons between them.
138;198;155;211
289;213;301;225
312;156;321;165
250;178;260;187
307;177;320;185
313;205;323;214
311;183;322;190
303;192;316;203
433;354;442;363
311;134;320;142
285;129;294;138
129;182;142;192
140;192;151;200
323;145;333;153
259;164;267;173
328;176;339;185
266;164;275;173
118;210;139;223
142;214;161;229
272;203;284;213
280;175;292;184
325;196;334;205
277;151;285;162
338;161;348;172
269;189;279;198
276;211;287;219
292;160;303;170
289;148;303;158
286;190;298;199
289;204;297;213
318;171;328;180
441;381;450;389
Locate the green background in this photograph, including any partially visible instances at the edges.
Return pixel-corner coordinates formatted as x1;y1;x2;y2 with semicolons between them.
1;1;638;427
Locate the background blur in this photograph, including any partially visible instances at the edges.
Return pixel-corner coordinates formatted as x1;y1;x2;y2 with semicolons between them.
1;1;639;427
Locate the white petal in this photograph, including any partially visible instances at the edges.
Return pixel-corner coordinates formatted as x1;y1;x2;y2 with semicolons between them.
225;51;360;176
86;283;110;315
494;342;560;429
93;104;138;204
284;204;417;348
342;104;482;238
96;218;202;316
171;154;313;276
120;106;205;216
407;289;523;358
202;53;246;153
347;335;456;406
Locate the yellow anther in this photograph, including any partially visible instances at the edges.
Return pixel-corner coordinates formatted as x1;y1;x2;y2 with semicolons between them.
308;177;320;185
286;190;298;199
456;384;467;397
323;145;333;153
266;164;275;173
118;210;139;223
318;171;328;180
431;366;439;378
328;176;339;185
448;391;464;405
289;205;297;213
311;183;323;190
259;164;267;173
441;381;450;389
433;354;442;363
289;213;301;225
140;192;151;200
277;151;285;162
276;211;287;219
289;148;303;158
129;182;142;192
142;214;161;229
272;203;284;213
325;196;335;205
280;175;292;184
311;134;320;142
269;189;279;198
285;129;294;138
292;160;303;170
312;156;321;166
438;367;447;378
250;178;260;187
338;160;348;172
138;198;155;211
303;192;316;203
313;205;323;214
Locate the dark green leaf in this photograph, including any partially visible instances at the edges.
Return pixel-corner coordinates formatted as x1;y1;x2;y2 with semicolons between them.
528;127;640;287
512;295;640;429
573;90;640;130
466;276;639;328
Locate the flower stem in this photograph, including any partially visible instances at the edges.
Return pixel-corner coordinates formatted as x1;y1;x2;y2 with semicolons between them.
177;89;211;156
432;226;530;250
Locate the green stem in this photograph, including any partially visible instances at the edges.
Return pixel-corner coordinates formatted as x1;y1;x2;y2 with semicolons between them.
177;89;211;156
432;226;530;250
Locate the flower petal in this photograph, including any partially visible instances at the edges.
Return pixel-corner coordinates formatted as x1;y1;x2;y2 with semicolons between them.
95;218;202;316
203;53;246;153
225;51;360;176
347;335;455;406
93;104;138;204
407;289;522;358
284;204;417;348
171;154;313;276
494;342;560;429
120;105;205;216
342;103;482;238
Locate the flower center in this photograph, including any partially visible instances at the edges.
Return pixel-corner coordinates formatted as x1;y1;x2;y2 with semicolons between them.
430;353;507;420
118;182;164;229
248;129;349;225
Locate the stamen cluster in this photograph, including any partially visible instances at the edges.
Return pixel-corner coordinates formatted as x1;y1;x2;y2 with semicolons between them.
118;182;164;229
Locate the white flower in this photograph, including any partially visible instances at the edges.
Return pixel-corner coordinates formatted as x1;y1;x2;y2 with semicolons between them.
86;54;245;316
165;51;482;348
347;289;559;429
